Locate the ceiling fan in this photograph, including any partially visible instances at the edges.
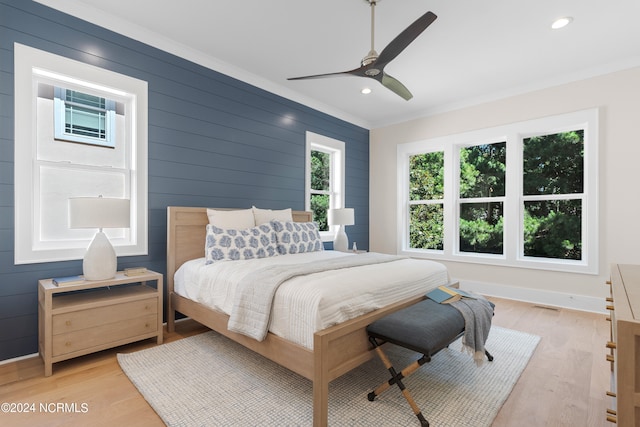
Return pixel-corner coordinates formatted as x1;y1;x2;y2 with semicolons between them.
287;0;437;101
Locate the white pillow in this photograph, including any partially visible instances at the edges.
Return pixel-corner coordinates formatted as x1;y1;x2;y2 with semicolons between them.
271;220;324;255
252;206;293;225
205;223;279;264
207;208;255;229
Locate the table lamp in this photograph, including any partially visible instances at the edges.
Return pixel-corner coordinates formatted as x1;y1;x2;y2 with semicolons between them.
328;208;354;252
69;196;130;280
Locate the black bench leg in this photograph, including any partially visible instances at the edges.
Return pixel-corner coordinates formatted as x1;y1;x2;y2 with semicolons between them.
368;338;430;427
485;349;494;362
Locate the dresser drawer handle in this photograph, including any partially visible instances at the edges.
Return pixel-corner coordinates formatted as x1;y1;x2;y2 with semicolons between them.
65;341;71;347
607;305;614;311
145;323;150;328
606;297;613;302
606;341;617;349
606;391;617;398
66;320;71;326
607;409;617;416
607;415;617;423
606;280;612;285
606;354;615;363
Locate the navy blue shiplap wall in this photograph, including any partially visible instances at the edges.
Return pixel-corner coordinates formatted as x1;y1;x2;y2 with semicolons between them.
0;1;369;361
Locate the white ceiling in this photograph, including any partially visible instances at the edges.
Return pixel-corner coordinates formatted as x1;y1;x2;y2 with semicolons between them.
36;0;640;129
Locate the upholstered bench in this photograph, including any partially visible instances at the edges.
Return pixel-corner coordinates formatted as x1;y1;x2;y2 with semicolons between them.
366;297;494;427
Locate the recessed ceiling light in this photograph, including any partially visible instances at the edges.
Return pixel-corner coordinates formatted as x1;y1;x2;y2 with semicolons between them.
361;87;372;95
551;17;573;30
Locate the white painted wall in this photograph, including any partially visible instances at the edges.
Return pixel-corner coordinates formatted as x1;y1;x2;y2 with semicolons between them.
370;67;640;313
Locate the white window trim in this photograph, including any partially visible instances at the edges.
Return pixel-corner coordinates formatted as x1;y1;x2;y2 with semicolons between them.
305;131;346;242
397;108;599;274
14;43;148;264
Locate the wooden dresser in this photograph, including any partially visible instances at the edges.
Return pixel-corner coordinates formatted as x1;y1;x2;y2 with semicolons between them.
607;264;640;425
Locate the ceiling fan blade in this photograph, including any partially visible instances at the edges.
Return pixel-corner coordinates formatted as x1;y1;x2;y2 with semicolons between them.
375;11;437;69
288;7;434;101
380;73;413;100
288;67;363;81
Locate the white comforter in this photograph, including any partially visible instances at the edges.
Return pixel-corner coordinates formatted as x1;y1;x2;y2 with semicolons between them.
174;251;448;349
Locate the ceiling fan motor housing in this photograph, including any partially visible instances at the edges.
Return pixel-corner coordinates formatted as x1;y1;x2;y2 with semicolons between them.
362;49;379;67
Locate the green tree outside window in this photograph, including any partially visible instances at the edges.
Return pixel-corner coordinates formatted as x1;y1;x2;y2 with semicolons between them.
523;130;584;260
459;142;506;254
409;151;444;249
310;150;330;231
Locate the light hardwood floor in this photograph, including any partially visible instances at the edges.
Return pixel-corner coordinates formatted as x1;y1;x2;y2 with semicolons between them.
0;297;611;427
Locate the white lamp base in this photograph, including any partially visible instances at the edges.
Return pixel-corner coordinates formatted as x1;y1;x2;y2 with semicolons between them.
333;225;349;252
83;231;117;280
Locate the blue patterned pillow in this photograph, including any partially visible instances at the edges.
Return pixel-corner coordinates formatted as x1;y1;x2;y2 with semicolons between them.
205;223;278;264
270;221;324;255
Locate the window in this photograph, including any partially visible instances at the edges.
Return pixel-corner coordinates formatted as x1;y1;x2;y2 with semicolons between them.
458;141;506;255
409;151;444;250
14;44;148;264
522;130;584;260
398;109;598;274
310;149;331;230
305;131;345;241
53;87;116;147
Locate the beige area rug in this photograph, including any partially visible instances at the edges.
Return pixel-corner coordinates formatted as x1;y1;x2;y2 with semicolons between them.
118;326;539;426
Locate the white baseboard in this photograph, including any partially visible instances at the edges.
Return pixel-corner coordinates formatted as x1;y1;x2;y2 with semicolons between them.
0;319;193;367
0;352;39;366
459;279;606;314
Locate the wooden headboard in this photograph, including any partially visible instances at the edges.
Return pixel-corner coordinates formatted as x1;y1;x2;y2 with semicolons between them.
166;207;313;292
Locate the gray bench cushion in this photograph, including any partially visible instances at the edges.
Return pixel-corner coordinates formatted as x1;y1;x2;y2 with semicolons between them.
367;298;466;356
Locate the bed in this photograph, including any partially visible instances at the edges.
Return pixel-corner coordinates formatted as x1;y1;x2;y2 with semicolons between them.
166;206;449;427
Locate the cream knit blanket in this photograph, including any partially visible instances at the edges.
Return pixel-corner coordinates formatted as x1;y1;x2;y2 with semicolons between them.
228;253;403;341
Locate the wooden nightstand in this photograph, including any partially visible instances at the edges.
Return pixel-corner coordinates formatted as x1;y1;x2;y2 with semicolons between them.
38;270;163;376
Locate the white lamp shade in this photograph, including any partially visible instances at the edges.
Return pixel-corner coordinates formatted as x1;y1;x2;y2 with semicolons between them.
328;208;355;226
69;197;130;229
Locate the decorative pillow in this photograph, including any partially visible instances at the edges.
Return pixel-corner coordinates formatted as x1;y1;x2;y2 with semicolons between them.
252;206;293;225
270;220;324;255
206;208;255;229
205;223;278;264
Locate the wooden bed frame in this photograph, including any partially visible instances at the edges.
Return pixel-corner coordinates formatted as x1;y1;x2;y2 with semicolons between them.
166;206;426;426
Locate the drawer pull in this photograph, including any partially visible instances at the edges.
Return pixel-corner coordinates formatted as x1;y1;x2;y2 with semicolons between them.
606;391;617;397
607;415;617;423
606;280;612;285
606;341;617;349
607;409;617;415
606;354;615;363
145;323;150;328
607;305;615;311
65;341;71;347
606;297;613;302
606;317;611;322
66;320;71;326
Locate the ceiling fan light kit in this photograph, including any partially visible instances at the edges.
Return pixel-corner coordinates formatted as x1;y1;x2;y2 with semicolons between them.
288;0;437;101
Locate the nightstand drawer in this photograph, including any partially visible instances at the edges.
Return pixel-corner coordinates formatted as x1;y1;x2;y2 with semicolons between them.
52;313;158;356
52;297;157;334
